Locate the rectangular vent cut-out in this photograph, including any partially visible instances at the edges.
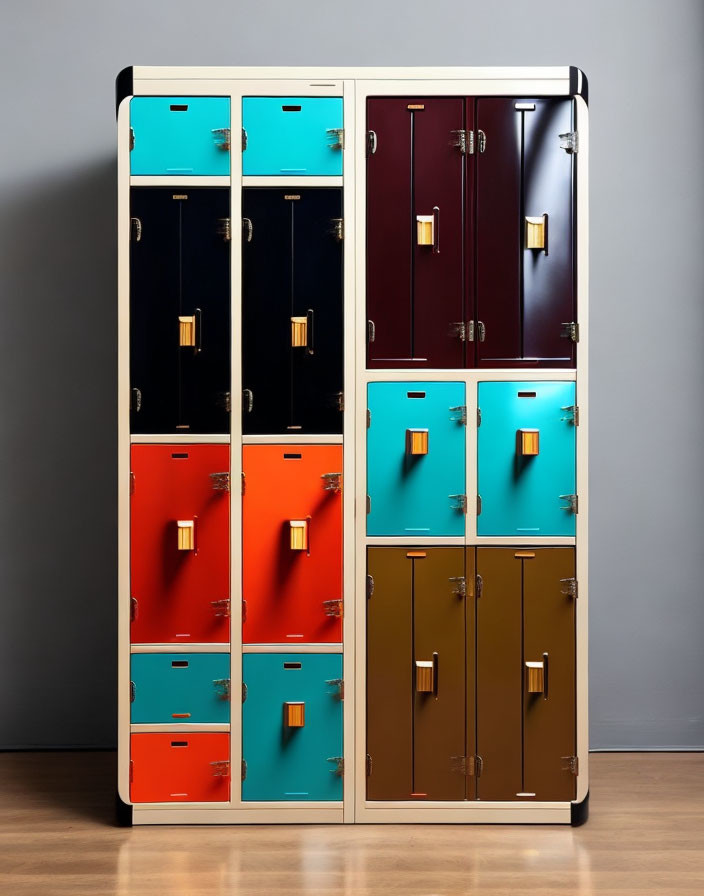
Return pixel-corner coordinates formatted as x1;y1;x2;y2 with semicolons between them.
407;392;426;399
282;105;302;112
171;453;189;459
518;391;537;398
283;453;302;459
171;741;188;747
170;105;188;111
171;661;189;668
283;662;302;669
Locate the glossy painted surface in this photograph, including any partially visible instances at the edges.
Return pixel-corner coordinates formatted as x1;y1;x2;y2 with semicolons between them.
130;733;230;803
130;188;230;434
367;382;466;537
242;97;343;176
130;653;230;725
477;381;577;536
242;653;343;801
242;188;343;435
130;97;230;176
130;445;229;645
242;445;342;644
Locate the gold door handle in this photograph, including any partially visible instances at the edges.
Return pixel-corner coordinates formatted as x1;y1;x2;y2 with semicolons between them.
416;653;439;695
177;520;195;551
518;429;540;455
526;653;549;697
525;214;548;252
406;428;429;455
284;702;305;728
289;519;308;551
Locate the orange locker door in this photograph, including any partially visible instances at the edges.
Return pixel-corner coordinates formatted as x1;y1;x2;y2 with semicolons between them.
130;733;230;802
242;445;342;644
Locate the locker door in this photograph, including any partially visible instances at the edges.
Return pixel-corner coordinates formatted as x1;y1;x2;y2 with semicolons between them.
242;189;291;434
130;445;230;645
179;188;231;433
130;653;230;725
242;97;343;176
242;653;343;800
464;546;477;801
522;99;576;365
130;97;231;176
367;382;466;537
366;548;413;800
130;733;230;803
477;381;577;537
413;549;466;800
291;189;344;433
523;549;576;801
242;445;342;644
130;189;180;434
475;548;522;800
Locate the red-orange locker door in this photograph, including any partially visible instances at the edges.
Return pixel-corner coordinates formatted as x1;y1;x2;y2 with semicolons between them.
130;445;230;644
243;445;342;644
130;732;230;802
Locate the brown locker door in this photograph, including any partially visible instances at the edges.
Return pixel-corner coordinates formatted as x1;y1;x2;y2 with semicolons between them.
366;548;413;799
476;548;523;800
523;548;577;800
465;547;477;800
413;548;466;800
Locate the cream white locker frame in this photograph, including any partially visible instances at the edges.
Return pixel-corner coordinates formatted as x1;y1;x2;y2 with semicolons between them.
117;65;589;826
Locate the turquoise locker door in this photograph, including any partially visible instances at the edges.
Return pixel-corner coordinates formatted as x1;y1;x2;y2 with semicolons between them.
367;382;466;537
242;97;343;176
477;381;577;536
131;653;231;724
130;97;231;176
242;654;343;801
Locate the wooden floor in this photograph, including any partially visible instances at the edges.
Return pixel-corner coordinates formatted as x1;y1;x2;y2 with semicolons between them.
1;752;703;895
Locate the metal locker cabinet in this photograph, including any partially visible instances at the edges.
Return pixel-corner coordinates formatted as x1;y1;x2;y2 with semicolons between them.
130;732;230;803
242;189;343;435
366;98;465;368
367;382;466;537
130;653;231;725
522;548;577;801
477;381;577;537
130;445;230;645
366;548;413;800
413;548;466;800
242;97;344;176
242;653;344;801
242;445;343;644
475;548;523;801
130;97;231;176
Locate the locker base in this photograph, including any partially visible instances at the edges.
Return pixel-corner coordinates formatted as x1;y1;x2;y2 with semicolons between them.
115;792;133;827
570;790;589;827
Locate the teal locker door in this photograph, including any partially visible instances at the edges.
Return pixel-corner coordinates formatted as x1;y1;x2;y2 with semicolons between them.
242;97;343;176
367;382;466;537
477;382;577;536
131;653;231;724
242;654;343;801
130;97;231;176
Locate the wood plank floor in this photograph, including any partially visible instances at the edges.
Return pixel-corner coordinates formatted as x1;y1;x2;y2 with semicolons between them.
1;752;703;895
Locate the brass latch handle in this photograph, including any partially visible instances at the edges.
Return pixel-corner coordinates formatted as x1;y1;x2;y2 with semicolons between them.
526;653;549;698
177;520;195;551
416;652;439;696
525;214;548;253
178;308;202;353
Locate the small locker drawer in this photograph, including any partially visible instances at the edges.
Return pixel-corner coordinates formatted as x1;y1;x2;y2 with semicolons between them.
242;653;343;801
130;653;231;724
130;733;230;803
242;97;343;176
130;97;231;176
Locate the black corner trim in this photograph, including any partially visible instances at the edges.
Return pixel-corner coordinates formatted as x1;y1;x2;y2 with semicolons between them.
115;791;133;827
116;67;134;118
570;789;589;826
569;66;589;105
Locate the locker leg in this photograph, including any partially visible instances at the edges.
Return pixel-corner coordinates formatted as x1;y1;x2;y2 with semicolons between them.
115;791;133;827
571;790;589;827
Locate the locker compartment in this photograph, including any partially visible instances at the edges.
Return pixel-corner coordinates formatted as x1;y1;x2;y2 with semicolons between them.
130;445;229;645
130;97;231;176
475;97;575;368
366;547;470;801
242;188;343;434
367;382;466;537
130;188;230;434
130;733;230;803
242;97;343;176
131;653;231;725
242;445;342;644
477;381;577;537
366;98;465;368
242;653;343;801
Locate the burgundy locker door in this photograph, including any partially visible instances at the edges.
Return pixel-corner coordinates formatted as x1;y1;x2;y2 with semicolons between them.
475;99;522;366
464;99;477;368
413;99;465;368
366;99;413;367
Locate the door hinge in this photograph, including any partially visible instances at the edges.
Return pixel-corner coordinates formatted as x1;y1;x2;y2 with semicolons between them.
451;755;482;776
323;599;343;619
449;321;466;342
130;597;138;621
562;755;579;775
477;129;487;153
130;216;142;242
451;129;473;154
241;128;248;151
560;577;578;599
129;759;134;782
242;682;248;703
242;389;253;414
449;494;467;513
242;598;247;622
476;495;482;516
366;574;374;598
366;495;371;514
129;471;135;495
477;321;486;342
334;391;344;412
321;472;342;493
213;678;231;700
130;681;135;702
211;128;230;151
367;408;371;428
241;759;247;781
130;387;142;413
449;576;466;597
210;599;230;618
242;217;253;243
367;320;376;343
367;129;377;156
366;754;373;776
330;218;344;241
217;391;231;413
477;407;482;427
129;127;135;151
210;471;230;492
327;756;344;775
217;217;231;242
241;472;246;496
449;405;467;425
559;494;579;514
326;128;344;150
561;321;580;343
466;320;476;342
475;573;483;599
210;759;230;777
326;678;344;699
561;405;580;425
559;131;579;154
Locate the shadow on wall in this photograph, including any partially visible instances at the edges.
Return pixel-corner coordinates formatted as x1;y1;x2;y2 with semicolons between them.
0;158;118;748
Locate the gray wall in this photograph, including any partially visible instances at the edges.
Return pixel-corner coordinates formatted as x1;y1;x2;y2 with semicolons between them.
1;0;702;749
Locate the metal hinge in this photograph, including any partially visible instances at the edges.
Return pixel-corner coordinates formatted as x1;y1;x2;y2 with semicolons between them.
366;495;371;514
466;320;476;342
367;129;377;156
450;494;467;513
477;321;486;342
213;679;231;700
129;759;133;782
562;755;579;775
560;494;579;514
217;217;231;242
327;756;344;775
451;755;482;776
476;495;482;516
242;389;253;414
561;322;580;343
367;320;376;343
477;129;486;153
327;128;344;150
326;678;344;699
241;128;248;151
561;405;580;425
321;472;342;493
241;472;246;496
130;387;142;413
130;217;142;242
559;131;579;154
366;754;373;776
130;681;135;702
129;127;135;151
451;129;474;154
241;759;247;781
217;391;231;413
242;598;247;622
242;217;253;242
560;577;578;599
129;471;135;495
210;472;230;492
367;409;371;428
449;321;466;342
130;597;138;621
335;392;344;412
475;573;483;599
323;599;343;619
449;576;466;597
366;574;374;598
242;682;248;703
477;408;482;427
210;760;230;777
210;599;230;618
330;218;344;241
449;405;467;425
211;128;231;151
